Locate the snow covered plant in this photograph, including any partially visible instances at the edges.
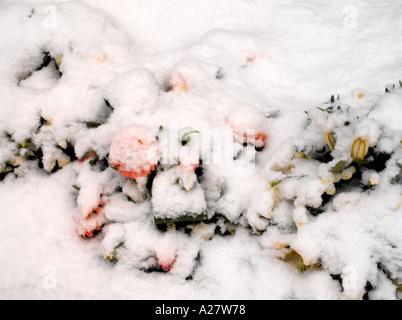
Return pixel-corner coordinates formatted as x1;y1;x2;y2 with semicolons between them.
69;115;268;275
259;85;402;299
1;1;402;299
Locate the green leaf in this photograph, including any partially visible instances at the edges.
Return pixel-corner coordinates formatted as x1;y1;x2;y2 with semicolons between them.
105;242;124;263
317;106;334;114
103;98;114;110
26;142;38;152
330;160;348;173
330;95;335;103
180;130;199;142
72;184;80;191
270;180;282;187
1;163;12;173
85;121;102;128
154;212;208;225
25;150;35;157
17;140;28;149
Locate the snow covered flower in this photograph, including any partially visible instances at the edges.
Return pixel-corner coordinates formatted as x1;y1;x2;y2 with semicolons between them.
78;150;97;163
361;170;380;186
109;126;159;180
168;59;216;92
235;129;267;149
325;183;336;195
228;106;268;149
156;251;176;272
341;166;356;180
157;256;175;272
345;88;379;110
169;72;188;92
79;200;106;238
90;51;108;64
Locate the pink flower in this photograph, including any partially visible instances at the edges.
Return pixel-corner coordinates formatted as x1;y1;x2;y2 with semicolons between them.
157;254;176;272
109;126;159;180
227;108;268;148
78;200;106;239
234;128;267;148
77;150;97;163
169;72;188;92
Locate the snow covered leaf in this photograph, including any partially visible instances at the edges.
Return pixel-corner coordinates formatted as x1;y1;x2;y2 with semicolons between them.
122;180;146;203
152;168;208;226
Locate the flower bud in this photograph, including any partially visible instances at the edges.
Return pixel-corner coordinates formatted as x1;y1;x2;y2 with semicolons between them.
325;183;336;195
324;131;336;151
351;137;369;162
341;166;356;180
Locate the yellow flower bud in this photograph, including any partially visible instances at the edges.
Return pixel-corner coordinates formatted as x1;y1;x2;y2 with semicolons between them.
351;137;369;162
326;183;336;195
368;173;380;186
341;166;356;180
333;173;341;183
55;54;63;68
322;177;333;186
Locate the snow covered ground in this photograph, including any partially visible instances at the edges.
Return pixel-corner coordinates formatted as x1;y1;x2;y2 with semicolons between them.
0;0;401;300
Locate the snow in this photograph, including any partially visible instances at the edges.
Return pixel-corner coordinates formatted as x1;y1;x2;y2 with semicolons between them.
1;0;402;300
151;169;207;221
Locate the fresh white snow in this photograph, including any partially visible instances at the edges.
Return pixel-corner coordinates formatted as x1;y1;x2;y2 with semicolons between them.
0;0;401;300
